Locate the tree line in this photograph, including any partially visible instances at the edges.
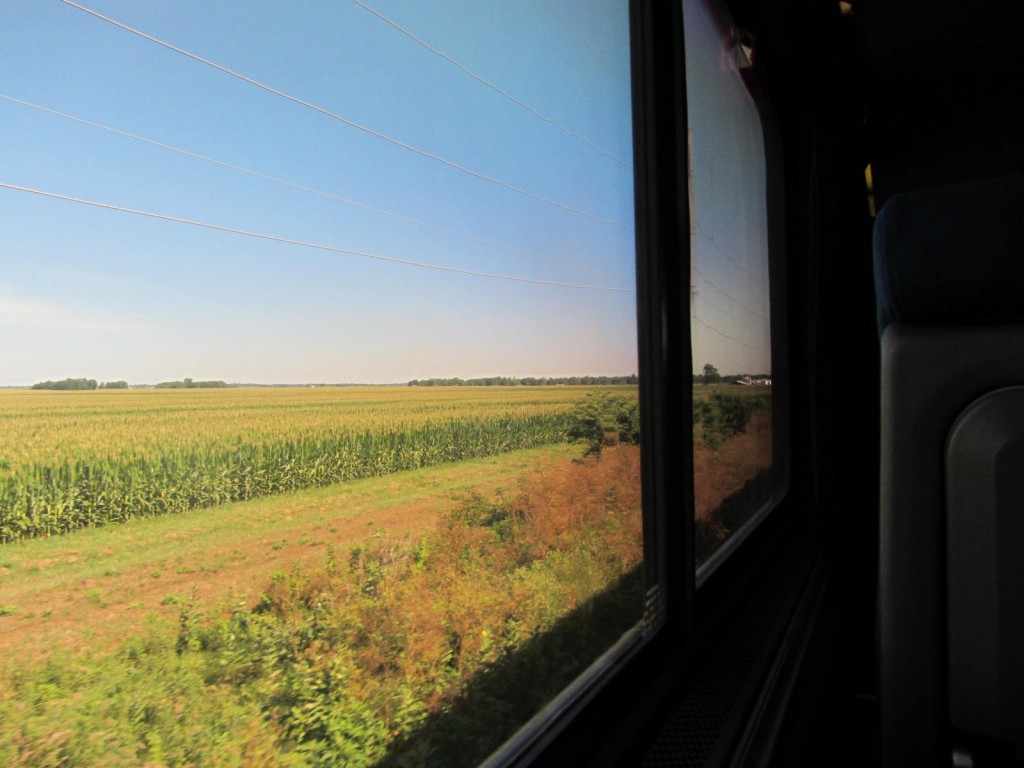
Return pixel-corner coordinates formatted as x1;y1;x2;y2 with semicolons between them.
29;377;230;390
154;378;228;389
694;363;771;385
30;378;127;391
408;375;639;387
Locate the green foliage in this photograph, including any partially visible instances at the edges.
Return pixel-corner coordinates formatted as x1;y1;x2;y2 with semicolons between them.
701;363;721;385
0;636;290;767
445;489;520;544
155;379;228;389
0;413;573;543
409;375;638;387
692;390;771;447
30;378;97;391
567;391;641;456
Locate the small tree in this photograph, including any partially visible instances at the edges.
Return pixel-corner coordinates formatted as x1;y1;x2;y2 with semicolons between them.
567;391;642;457
702;363;721;385
567;392;607;456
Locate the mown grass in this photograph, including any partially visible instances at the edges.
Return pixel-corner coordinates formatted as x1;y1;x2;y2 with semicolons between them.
0;445;576;651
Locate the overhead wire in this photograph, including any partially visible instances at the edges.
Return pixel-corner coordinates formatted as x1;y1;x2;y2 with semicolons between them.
0;93;615;278
695;221;746;274
695;221;768;288
349;0;631;169
689;224;769;355
60;0;631;230
692;265;768;320
692;285;736;319
0;182;634;293
692;316;755;350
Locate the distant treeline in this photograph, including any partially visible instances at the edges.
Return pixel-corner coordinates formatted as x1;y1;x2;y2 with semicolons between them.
29;377;233;390
693;363;772;386
30;378;128;391
155;378;228;389
692;374;772;385
408;375;639;387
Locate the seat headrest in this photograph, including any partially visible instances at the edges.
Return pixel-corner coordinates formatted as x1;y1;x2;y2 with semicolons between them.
874;174;1024;335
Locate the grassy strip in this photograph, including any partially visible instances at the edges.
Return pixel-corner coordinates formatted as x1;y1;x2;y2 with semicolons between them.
0;447;643;767
0;445;575;633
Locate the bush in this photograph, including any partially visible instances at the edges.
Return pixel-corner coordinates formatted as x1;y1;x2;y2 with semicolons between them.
567;391;640;456
692;392;770;447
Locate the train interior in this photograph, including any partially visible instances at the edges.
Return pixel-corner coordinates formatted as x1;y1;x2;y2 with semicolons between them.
3;2;1021;766
527;1;1024;766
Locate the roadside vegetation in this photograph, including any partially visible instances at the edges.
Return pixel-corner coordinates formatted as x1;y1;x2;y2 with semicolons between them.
692;387;771;449
0;444;642;767
692;385;774;561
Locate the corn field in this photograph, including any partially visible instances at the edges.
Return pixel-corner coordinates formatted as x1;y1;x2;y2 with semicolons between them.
0;386;630;543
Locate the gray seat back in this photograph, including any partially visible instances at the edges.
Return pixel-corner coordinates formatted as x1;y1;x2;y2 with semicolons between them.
875;174;1024;767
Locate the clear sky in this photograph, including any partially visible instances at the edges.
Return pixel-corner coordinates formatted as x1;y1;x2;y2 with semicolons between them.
0;0;637;386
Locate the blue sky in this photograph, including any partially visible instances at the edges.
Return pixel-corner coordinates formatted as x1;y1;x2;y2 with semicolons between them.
0;0;637;385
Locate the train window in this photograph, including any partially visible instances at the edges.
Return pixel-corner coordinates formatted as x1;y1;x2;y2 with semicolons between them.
683;0;778;571
0;1;644;765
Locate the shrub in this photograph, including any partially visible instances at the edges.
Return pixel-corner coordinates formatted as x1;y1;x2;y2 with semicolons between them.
567;391;641;456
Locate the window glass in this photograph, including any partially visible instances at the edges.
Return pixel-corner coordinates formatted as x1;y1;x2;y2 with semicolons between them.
0;1;642;764
683;0;775;568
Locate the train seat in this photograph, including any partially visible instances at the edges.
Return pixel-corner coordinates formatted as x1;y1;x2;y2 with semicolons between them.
875;173;1024;767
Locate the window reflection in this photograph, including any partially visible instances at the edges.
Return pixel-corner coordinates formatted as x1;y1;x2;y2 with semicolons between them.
684;0;774;566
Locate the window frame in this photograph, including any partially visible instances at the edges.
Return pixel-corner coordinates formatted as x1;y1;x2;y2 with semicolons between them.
488;0;800;764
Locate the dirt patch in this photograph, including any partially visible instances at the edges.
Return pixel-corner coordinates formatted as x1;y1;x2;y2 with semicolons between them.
0;504;444;659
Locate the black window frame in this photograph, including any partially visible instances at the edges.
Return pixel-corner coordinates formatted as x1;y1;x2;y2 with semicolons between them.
482;1;804;765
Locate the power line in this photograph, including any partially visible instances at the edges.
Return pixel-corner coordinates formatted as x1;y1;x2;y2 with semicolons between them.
0;93;608;276
695;221;745;273
349;0;631;169
692;265;768;320
60;0;630;230
693;287;736;319
0;182;634;293
692;316;755;350
694;221;768;287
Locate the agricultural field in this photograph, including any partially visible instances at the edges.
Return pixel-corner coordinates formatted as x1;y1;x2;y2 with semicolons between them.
0;385;645;766
0;386;624;543
0;383;770;764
